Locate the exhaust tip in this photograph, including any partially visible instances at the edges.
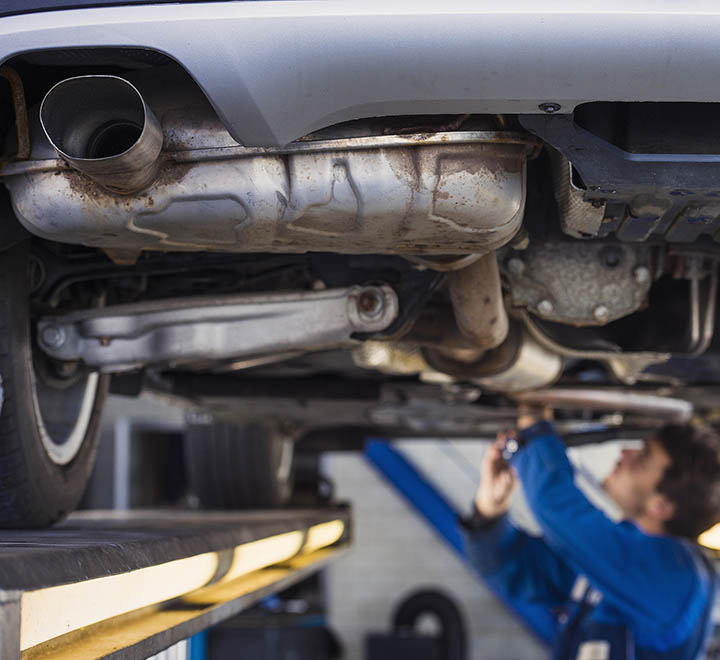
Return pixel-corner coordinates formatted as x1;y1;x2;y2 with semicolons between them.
40;75;162;194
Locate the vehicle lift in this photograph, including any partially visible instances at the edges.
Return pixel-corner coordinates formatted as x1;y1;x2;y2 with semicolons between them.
0;508;350;660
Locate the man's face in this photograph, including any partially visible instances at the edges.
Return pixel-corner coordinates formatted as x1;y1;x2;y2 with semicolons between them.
603;438;673;519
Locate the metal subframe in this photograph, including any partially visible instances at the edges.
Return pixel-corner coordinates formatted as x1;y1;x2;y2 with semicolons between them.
0;508;351;660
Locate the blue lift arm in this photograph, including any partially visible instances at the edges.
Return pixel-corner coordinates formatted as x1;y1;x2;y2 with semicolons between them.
364;439;555;645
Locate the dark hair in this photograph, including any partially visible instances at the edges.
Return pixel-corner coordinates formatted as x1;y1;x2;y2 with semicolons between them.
653;423;720;539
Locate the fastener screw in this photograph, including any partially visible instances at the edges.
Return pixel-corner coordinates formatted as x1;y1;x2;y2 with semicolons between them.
507;257;525;276
593;305;610;322
537;299;554;315
357;288;384;318
40;325;66;348
510;229;530;251
600;246;622;269
539;102;562;114
633;266;650;284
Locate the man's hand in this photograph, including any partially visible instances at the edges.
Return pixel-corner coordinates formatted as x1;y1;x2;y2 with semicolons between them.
474;433;517;518
517;404;554;431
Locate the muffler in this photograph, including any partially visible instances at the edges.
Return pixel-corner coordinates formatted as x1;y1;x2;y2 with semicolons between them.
39;75;162;194
5;68;536;253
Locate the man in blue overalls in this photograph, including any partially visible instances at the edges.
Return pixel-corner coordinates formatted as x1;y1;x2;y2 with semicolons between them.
462;416;720;659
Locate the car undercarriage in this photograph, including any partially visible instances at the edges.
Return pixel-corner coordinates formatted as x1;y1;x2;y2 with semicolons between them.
2;4;720;524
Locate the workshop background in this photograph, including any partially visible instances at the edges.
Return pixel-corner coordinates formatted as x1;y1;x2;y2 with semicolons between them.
84;394;719;660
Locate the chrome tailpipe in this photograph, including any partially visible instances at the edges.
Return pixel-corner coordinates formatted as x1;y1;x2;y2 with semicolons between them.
40;75;162;194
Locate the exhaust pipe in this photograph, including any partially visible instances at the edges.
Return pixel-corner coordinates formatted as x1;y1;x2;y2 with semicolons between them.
447;251;509;351
40;75;162;194
514;388;693;422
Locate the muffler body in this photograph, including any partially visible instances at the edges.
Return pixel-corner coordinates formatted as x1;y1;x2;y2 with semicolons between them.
4;73;534;255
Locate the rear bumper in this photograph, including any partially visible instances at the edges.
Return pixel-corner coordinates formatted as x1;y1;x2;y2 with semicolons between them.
2;1;720;145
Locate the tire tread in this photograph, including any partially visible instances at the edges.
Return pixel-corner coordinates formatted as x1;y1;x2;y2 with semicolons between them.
185;421;292;509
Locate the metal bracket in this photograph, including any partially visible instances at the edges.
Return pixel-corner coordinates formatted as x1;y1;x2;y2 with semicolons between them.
0;591;20;660
520;114;720;243
37;285;399;372
520;113;720;190
503;241;652;326
518;310;670;385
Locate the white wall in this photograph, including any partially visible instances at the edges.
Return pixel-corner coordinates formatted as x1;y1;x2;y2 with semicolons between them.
323;438;628;660
324;443;549;660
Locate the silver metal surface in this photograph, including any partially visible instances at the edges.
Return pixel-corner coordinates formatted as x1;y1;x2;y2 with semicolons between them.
519;311;670;385
352;341;430;376
6;75;533;252
553;152;605;239
40;76;163;193
505;242;653;326
37;285;398;372
447;252;509;350
593;305;610;323
686;258;718;356
473;329;563;392
633;266;650;284
354;327;562;393
5;3;720;146
404;254;483;272
537;299;554;315
514;388;693;423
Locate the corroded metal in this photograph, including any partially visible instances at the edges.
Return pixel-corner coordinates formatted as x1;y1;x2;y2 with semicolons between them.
472;330;563;392
2;75;536;254
447;252;509;350
552;151;605;238
0;66;30;163
504;241;653;326
423;323;563;392
519;310;670;385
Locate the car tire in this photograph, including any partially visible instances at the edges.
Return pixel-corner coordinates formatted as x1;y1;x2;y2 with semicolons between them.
393;589;467;660
184;420;294;509
0;242;108;528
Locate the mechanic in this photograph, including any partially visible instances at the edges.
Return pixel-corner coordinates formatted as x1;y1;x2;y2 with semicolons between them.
462;414;720;659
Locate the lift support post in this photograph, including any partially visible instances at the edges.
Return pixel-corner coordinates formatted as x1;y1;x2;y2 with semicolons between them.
0;508;350;660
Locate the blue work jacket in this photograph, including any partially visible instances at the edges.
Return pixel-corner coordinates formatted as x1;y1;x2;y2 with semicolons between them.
462;421;716;660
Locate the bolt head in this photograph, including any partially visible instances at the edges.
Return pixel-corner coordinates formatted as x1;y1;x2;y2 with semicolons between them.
633;266;650;284
600;245;623;269
537;299;554;315
357;288;384;319
510;229;530;251
539;102;562;114
593;305;610;322
40;325;66;348
507;257;525;276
